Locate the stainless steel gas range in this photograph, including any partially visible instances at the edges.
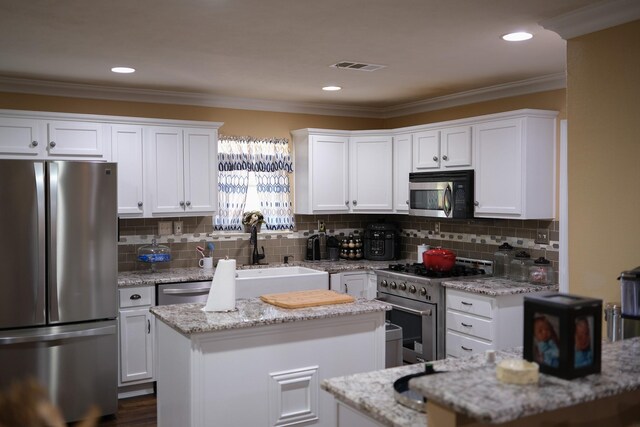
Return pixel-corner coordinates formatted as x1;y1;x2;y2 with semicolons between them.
375;258;491;364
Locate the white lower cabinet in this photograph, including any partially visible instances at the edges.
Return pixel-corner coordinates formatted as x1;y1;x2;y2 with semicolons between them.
118;286;156;397
330;271;377;299
445;288;531;358
336;401;385;427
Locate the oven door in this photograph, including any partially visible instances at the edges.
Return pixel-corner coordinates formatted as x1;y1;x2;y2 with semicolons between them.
377;294;437;363
408;180;454;218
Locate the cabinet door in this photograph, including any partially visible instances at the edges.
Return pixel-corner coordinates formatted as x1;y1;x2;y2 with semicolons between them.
393;133;412;212
147;126;185;214
441;126;472;168
473;119;522;216
119;308;154;383
311;135;350;211
0;117;43;157
341;274;368;299
112;125;144;216
46;121;105;158
350;135;393;211
183;128;217;213
412;130;440;171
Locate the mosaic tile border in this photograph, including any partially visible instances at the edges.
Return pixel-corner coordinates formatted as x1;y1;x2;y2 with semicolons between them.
402;229;559;253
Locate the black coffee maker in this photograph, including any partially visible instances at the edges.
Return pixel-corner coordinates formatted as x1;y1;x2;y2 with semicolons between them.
306;234;321;261
363;223;399;261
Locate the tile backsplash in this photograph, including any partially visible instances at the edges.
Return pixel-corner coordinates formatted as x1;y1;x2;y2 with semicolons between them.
118;214;559;283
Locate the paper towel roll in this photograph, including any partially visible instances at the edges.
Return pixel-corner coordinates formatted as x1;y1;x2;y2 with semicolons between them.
417;244;430;263
202;258;236;312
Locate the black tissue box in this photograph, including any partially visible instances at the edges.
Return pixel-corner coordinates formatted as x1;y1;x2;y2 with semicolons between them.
523;293;602;379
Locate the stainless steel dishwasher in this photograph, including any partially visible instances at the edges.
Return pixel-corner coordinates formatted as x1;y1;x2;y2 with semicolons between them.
157;281;211;305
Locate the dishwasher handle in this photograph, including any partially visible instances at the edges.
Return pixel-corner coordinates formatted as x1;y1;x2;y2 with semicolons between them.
162;286;211;295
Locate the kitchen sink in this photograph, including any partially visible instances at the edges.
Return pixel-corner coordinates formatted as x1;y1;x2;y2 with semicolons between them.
236;267;329;298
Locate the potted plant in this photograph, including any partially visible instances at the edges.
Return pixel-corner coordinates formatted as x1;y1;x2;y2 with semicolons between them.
242;210;265;233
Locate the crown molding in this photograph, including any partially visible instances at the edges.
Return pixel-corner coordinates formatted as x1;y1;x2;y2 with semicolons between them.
540;0;640;40
0;73;566;120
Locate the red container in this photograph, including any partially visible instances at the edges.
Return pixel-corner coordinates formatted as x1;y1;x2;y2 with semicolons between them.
422;248;456;272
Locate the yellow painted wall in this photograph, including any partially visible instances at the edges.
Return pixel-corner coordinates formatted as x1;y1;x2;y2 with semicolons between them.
567;20;640;302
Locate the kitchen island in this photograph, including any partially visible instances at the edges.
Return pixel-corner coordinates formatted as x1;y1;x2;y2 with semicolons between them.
150;297;389;427
322;338;640;427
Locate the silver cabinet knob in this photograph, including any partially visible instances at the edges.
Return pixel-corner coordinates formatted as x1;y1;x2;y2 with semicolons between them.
32;141;38;147
49;141;56;148
442;155;448;161
352;200;357;206
406;200;409;205
345;201;349;206
179;201;185;207
432;156;438;161
185;201;191;206
137;201;143;207
474;201;479;206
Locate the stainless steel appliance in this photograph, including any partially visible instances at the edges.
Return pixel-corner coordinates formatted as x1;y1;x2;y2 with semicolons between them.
408;170;474;218
157;281;211;305
0;160;118;422
363;223;400;261
376;258;490;363
619;266;640;339
306;234;321;260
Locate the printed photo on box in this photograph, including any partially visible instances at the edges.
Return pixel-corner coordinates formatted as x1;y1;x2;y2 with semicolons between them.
574;316;594;368
533;313;560;368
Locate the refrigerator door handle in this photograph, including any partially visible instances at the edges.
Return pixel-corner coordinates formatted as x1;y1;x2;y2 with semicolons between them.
0;324;116;345
48;162;60;322
34;162;46;323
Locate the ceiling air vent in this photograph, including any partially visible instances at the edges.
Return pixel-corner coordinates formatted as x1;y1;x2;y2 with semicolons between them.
330;61;386;72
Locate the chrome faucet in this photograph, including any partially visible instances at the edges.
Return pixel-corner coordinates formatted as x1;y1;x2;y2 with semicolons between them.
249;224;266;265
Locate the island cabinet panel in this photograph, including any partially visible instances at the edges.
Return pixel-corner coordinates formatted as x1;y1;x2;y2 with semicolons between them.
337;401;385;427
155;313;385;427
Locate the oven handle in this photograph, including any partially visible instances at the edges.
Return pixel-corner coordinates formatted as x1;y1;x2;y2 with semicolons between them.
162;287;211;295
375;298;432;317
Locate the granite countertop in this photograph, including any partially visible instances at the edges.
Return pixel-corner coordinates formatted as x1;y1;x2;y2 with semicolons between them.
323;338;640;426
321;347;522;427
410;337;640;424
443;277;559;296
118;259;408;288
150;297;390;336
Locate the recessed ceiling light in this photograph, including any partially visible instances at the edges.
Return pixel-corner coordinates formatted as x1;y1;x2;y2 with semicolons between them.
111;66;136;74
322;86;342;91
501;32;533;42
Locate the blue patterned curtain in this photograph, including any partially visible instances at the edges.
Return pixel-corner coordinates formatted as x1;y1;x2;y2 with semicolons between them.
215;136;294;231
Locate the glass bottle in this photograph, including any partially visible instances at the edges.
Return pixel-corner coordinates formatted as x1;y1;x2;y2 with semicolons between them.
493;243;514;278
137;238;171;272
509;250;532;282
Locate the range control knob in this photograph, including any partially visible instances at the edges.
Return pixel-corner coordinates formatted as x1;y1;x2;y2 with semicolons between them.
380;280;388;288
399;282;407;291
419;287;427;296
409;285;417;294
390;281;397;290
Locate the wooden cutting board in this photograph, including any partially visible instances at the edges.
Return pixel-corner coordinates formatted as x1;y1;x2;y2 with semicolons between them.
260;289;355;309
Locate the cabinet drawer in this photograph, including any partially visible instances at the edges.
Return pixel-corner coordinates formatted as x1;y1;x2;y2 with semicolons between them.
446;330;493;358
446;290;493;319
119;287;154;308
446;310;493;341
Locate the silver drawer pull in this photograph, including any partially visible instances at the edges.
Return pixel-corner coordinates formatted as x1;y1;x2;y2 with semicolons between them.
461;345;473;351
130;294;141;300
162;287;210;295
461;301;473;306
461;322;472;327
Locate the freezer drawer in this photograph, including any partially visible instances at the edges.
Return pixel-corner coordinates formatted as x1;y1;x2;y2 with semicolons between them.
0;320;118;423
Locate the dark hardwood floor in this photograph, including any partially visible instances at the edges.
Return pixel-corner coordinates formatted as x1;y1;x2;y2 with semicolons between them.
96;394;157;426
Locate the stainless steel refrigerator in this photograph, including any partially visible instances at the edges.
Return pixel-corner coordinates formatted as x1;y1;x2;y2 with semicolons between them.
0;160;118;422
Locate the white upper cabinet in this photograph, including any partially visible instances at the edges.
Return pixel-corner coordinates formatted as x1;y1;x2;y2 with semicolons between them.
111;125;145;216
393;133;412;212
473;112;556;219
412;126;471;171
147;127;217;216
349;135;393;211
0;117;42;157
46;121;105;158
292;130;393;214
0;113;107;160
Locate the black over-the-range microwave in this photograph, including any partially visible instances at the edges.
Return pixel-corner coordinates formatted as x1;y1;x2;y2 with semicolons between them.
408;170;474;219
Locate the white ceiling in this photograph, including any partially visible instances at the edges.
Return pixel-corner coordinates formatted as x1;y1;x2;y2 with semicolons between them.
0;0;633;117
